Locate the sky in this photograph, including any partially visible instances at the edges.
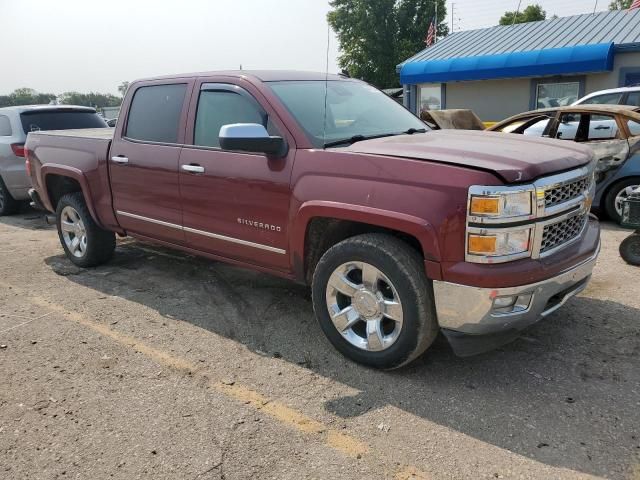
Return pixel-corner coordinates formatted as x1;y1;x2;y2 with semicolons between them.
1;0;613;96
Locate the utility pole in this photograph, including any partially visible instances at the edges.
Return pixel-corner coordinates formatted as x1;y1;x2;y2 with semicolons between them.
593;0;598;14
512;0;522;26
451;2;455;32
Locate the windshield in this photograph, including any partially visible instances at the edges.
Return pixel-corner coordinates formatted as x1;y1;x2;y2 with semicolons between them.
20;110;107;134
268;80;428;148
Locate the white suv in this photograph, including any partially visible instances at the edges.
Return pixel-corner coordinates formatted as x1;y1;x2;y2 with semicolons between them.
573;86;640;107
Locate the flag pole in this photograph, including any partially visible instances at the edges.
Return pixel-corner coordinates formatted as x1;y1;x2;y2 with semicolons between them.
435;1;438;43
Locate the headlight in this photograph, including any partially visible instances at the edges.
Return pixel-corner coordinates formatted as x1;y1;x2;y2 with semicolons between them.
469;190;533;221
467;227;532;262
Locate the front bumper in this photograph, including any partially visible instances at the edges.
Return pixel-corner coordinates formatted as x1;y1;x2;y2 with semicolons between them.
433;240;600;356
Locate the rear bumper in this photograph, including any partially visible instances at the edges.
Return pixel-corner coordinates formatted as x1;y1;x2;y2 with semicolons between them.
433;236;600;356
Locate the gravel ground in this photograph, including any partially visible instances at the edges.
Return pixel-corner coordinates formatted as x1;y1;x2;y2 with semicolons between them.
0;210;638;480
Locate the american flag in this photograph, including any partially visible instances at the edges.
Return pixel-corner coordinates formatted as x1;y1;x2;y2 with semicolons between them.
631;0;640;10
425;18;436;47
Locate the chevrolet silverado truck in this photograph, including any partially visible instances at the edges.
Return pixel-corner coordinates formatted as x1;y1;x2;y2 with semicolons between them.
25;71;601;369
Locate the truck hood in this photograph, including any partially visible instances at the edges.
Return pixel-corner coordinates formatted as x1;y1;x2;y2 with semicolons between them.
341;130;592;183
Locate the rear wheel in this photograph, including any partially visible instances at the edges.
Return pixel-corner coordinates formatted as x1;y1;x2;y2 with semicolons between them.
605;177;640;223
0;176;20;216
620;234;640;266
312;233;438;369
56;192;115;267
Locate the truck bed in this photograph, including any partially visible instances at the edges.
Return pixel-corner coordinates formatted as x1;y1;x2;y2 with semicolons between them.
27;127;117;231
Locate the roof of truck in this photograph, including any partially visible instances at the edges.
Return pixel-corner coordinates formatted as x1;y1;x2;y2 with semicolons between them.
133;70;352;83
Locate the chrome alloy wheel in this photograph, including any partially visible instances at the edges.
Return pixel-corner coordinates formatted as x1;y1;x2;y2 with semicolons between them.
60;206;88;258
325;262;404;352
615;184;640;216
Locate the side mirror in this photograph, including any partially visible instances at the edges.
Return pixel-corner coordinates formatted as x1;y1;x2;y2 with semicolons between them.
219;123;286;156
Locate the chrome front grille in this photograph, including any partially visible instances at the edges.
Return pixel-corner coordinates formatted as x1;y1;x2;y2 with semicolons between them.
540;213;588;254
544;176;590;209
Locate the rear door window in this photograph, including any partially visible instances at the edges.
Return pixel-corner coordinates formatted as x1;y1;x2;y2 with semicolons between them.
627;119;640;136
125;84;187;143
626;92;640;107
20;110;107;133
0;115;11;136
580;93;624;105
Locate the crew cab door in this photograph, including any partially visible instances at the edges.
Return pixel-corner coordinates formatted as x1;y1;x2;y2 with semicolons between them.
109;80;193;244
178;81;295;271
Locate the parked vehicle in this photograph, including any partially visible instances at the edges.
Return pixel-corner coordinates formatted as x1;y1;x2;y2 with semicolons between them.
26;71;600;368
619;186;640;266
573;86;640;107
0;105;107;215
489;105;640;223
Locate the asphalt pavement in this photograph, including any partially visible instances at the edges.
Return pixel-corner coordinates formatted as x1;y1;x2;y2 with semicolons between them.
0;210;638;479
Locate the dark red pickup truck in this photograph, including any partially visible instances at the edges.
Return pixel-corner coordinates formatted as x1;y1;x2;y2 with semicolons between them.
25;71;600;369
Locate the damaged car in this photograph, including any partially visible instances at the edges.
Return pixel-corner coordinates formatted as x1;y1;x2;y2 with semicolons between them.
489;105;640;223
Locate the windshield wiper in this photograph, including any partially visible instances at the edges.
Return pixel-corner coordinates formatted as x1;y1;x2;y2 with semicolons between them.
324;133;394;148
403;128;427;135
323;128;426;149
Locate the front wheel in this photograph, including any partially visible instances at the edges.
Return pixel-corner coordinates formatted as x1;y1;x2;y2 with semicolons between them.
620;234;640;266
56;192;116;268
312;233;438;369
605;177;640;224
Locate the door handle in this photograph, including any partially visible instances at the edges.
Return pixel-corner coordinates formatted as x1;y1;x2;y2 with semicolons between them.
181;164;205;174
111;156;129;164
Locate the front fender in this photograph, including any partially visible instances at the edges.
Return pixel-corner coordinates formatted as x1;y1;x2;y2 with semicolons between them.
40;164;103;228
290;200;441;281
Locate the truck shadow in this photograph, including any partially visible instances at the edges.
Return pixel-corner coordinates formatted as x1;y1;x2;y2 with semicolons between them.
45;240;640;479
0;209;53;231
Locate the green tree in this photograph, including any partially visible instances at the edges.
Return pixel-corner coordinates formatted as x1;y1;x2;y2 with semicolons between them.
328;0;448;88
0;88;56;107
609;0;633;9
499;4;546;25
59;91;121;109
117;81;130;97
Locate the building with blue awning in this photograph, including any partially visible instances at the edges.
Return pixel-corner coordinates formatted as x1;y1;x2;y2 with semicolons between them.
398;9;640;122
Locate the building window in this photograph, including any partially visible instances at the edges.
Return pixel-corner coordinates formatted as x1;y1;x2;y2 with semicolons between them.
535;82;580;109
418;84;443;113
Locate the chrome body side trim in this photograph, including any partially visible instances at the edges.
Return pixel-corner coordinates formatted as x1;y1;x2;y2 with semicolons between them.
117;211;182;230
116;210;286;255
434;238;600;335
183;226;286;255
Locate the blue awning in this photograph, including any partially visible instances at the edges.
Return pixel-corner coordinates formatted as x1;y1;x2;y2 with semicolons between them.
400;43;614;84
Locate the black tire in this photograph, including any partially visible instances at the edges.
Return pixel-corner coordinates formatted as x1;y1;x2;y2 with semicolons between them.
620;234;640;266
312;233;438;369
56;192;115;268
604;177;640;224
0;176;20;216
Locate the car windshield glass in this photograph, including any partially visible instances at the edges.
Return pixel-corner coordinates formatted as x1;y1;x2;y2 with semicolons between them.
20;110;107;133
268;80;428;148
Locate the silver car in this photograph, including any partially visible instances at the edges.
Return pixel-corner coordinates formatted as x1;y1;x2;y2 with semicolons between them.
0;105;108;215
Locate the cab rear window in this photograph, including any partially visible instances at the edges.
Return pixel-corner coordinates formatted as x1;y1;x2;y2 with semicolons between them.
20;110;107;133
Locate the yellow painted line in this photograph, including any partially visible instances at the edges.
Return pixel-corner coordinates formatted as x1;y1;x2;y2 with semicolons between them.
11;289;403;470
